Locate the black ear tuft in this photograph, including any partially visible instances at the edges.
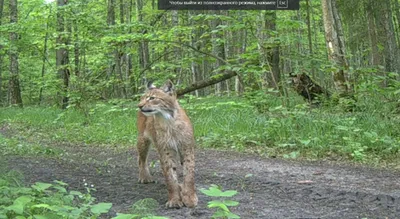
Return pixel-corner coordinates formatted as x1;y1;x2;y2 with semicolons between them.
161;80;174;94
147;81;156;90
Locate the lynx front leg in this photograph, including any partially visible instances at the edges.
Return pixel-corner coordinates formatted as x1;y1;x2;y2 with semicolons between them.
137;137;154;183
181;145;198;208
159;148;183;208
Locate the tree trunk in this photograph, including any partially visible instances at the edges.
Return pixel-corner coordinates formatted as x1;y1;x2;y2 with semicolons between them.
125;0;133;95
118;0;127;98
258;11;281;92
119;0;124;23
392;0;400;47
106;0;116;98
223;11;232;96
107;0;116;27
8;0;23;107
235;23;245;96
210;11;226;96
382;0;399;75
321;0;351;95
172;10;182;83
0;0;4;105
189;11;203;97
73;19;80;77
306;0;315;77
56;0;70;109
39;6;51;105
365;1;381;66
137;0;150;84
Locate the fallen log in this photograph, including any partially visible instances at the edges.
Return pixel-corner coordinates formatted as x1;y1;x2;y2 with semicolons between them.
176;71;237;97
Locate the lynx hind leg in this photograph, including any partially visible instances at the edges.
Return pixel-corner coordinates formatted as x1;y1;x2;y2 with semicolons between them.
159;148;184;208
181;145;198;208
137;136;154;184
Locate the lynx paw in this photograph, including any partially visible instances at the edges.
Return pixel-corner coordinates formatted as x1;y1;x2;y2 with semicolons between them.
165;198;184;209
138;176;155;184
182;192;198;208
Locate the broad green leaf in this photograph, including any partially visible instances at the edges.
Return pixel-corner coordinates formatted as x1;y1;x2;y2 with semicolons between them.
69;190;83;196
208;201;229;211
70;208;84;217
7;196;32;214
223;200;239;207
32;182;52;192
200;187;221;197
53;185;67;193
226;212;241;218
111;213;139;219
31;204;51;209
212;211;230;218
53;180;68;186
143;217;169;219
200;186;238;197
218;190;238;197
90;202;112;214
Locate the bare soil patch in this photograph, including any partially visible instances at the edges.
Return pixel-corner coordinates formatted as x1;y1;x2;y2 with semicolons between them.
2;142;400;218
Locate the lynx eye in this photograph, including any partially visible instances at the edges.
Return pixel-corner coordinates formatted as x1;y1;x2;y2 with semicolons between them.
147;96;155;101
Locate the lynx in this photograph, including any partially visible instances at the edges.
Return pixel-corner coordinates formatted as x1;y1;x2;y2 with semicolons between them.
136;80;198;208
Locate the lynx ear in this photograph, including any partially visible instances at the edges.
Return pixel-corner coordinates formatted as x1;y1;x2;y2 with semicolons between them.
161;80;174;94
147;81;156;90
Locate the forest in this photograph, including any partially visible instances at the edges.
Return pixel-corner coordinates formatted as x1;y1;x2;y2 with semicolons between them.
0;0;400;218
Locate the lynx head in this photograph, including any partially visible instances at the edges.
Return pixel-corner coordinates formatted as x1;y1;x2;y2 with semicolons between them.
138;80;178;119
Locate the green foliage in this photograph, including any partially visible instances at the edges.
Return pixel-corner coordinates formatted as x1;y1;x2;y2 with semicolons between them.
187;95;400;164
0;104;137;146
0;170;169;219
129;198;159;217
0;176;112;219
0;133;61;157
112;198;168;219
200;185;240;219
1;88;400;165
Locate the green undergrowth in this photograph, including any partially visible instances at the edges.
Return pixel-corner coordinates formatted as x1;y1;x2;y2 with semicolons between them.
0;134;62;157
190;95;400;166
0;94;399;166
0;169;167;219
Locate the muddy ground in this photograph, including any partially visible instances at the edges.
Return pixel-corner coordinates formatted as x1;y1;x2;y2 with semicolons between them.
2;141;400;218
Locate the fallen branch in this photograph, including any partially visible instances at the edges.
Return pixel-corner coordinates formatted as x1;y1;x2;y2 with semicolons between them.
177;71;237;96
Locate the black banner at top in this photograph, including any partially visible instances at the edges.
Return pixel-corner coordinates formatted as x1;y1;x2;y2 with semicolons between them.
158;0;300;10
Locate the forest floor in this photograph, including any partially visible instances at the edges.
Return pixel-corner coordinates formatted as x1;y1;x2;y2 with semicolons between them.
1;128;400;218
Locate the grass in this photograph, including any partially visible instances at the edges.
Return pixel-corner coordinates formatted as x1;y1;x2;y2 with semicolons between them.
0;92;399;166
189;95;399;165
0;103;137;146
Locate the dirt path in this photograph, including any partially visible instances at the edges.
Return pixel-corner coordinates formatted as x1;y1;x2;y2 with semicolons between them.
3;143;400;218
